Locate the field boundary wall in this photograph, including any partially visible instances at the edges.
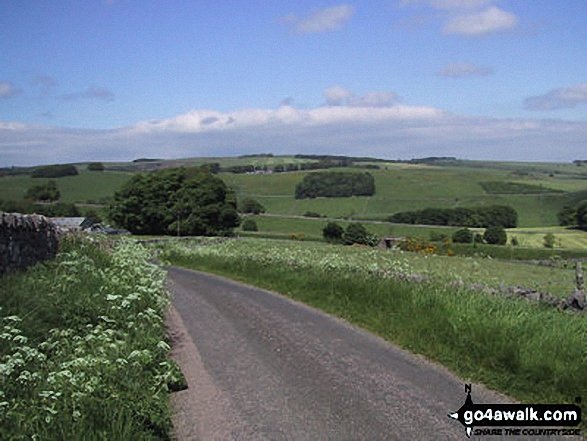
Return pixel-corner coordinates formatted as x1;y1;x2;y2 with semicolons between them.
0;212;59;274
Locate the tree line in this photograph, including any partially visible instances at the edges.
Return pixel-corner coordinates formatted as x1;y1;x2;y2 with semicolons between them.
295;172;376;199
388;205;518;228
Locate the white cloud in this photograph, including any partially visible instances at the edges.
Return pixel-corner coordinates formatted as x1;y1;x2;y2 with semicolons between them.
437;62;493;77
525;84;587;111
324;86;353;106
0;81;23;99
443;6;518;36
280;5;354;34
323;86;401;107
2;100;587;166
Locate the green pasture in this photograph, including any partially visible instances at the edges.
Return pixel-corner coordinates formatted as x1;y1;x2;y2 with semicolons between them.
225;165;587;228
2;158;587;232
0;169;132;204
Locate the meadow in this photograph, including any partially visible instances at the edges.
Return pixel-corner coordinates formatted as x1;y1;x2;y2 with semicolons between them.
0;237;183;440
1;156;587;248
156;237;587;427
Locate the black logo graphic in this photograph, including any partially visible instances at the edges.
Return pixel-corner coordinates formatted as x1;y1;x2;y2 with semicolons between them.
448;384;581;438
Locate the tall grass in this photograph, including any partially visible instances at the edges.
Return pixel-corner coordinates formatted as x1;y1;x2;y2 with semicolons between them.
0;237;182;440
158;239;587;421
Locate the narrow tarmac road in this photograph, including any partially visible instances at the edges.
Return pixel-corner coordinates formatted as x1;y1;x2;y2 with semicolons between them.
165;266;581;441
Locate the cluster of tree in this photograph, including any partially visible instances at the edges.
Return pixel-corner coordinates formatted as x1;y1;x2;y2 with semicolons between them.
480;181;562;195
294;154;387;163
87;162;105;171
0;199;81;217
31;164;78;178
108;167;239;236
558;199;587;230
388;205;518;228
272;163;301;172
295;172;375;199
25;181;60;202
451;227;506;245
238;198;265;214
573;160;587;166
322;222;379;246
0;166;32;177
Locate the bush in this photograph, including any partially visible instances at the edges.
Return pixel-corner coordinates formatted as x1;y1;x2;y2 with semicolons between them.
343;223;369;246
543;233;555;249
25;180;60;202
483;226;507;245
323;222;344;243
242;219;258;231
239;198;265;214
452;228;473;244
87;162;105;171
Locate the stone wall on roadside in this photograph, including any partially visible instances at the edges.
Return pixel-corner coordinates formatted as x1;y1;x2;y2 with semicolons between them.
0;212;59;274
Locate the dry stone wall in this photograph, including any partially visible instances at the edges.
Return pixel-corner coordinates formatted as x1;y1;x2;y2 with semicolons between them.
0;212;59;274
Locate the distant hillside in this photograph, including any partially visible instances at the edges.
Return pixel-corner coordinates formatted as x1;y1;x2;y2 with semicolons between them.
1;156;587;229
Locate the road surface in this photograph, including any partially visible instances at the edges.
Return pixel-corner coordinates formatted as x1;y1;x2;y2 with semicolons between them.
165;265;581;441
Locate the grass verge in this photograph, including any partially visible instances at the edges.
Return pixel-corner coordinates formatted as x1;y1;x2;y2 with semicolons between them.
0;236;183;440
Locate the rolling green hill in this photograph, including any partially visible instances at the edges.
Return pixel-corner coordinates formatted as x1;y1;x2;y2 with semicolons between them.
2;156;587;247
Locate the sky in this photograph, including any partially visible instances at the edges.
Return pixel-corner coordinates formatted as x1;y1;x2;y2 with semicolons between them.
1;0;586;166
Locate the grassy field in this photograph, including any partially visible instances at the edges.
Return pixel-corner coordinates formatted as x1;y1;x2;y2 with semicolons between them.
2;157;587;246
223;163;587;228
0;169;132;204
156;238;587;430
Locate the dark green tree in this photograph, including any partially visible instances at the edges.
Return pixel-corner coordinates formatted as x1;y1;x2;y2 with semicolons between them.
109;167;239;236
343;223;369;245
452;228;473;244
87;162;105;171
239;197;265;214
241;219;258;231
576;200;587;230
483;226;507;245
25;180;60;202
322;222;344;243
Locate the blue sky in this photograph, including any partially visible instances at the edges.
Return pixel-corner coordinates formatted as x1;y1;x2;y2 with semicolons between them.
1;0;586;166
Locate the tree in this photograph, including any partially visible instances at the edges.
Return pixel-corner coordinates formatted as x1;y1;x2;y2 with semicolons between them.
576;200;587;230
239;197;265;214
241;219;258;231
543;233;555;249
108;167;239;236
322;222;344;243
452;228;473;244
25;180;60;202
87;162;105;171
32;164;78;178
343;223;369;245
483;226;507;245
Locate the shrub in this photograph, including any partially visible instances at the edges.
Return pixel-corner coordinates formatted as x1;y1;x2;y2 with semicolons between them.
239;197;265;214
483;226;507;245
452;228;473;244
323;222;344;243
511;236;519;246
343;223;369;246
25;180;60;202
87;162;105;171
543;233;555;249
242;219;258;231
